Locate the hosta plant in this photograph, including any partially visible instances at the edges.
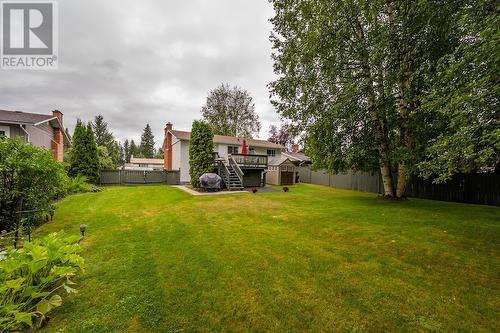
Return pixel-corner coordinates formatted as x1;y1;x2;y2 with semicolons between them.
0;231;84;332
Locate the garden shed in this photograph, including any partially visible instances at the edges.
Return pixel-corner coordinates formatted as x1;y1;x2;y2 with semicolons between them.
266;157;296;186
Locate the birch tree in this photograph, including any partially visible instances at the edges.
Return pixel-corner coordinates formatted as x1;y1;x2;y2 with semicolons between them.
269;0;461;198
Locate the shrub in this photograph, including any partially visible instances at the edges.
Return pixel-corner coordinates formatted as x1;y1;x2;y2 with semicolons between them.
283;187;289;192
64;175;92;195
189;121;214;188
252;187;258;193
0;231;84;331
0;137;67;231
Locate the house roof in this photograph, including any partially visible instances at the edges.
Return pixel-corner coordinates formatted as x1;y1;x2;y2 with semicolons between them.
169;130;284;149
268;156;295;166
0;109;54;124
130;157;164;165
282;151;311;163
0;109;71;145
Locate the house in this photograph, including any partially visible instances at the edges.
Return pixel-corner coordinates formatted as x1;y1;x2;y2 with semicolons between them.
163;122;284;188
123;156;164;171
0;109;70;161
266;157;297;186
282;145;311;166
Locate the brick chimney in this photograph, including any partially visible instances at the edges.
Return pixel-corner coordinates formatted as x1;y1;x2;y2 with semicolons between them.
163;122;173;170
52;110;64;161
291;144;300;153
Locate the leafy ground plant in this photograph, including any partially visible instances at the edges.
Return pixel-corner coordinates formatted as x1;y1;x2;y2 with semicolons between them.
0;231;84;332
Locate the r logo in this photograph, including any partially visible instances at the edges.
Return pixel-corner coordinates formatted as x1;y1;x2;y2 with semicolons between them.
2;2;53;55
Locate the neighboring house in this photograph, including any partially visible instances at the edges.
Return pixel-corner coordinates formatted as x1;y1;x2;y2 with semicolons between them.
123;156;164;171
267;157;297;186
0;109;70;161
163;122;284;188
282;145;311;166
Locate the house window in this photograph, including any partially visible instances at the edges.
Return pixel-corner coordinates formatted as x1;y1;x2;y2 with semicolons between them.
0;126;10;138
267;149;276;157
249;147;255;154
139;164;148;167
228;146;239;155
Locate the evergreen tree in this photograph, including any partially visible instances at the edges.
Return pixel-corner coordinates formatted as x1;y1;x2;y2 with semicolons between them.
140;124;155;158
68;120;86;177
155;147;164;159
130;140;139;158
85;123;100;183
118;142;125;165
91;114;120;167
189;121;214;188
69;121;99;183
123;139;131;162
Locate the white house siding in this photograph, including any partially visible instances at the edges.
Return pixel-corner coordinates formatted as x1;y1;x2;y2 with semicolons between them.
173;136;283;184
26;123;53;150
172;138;181;171
178;140;190;183
216;143;228;160
216;143;281;159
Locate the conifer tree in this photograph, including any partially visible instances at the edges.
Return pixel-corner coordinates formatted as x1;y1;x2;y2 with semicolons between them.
189;121;214;187
140;124;155;158
68;121;100;183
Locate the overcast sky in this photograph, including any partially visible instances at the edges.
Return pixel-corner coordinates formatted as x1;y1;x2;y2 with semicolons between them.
0;0;279;146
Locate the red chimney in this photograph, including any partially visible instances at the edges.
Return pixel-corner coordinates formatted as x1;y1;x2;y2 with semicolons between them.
52;110;63;123
163;122;173;170
52;110;64;161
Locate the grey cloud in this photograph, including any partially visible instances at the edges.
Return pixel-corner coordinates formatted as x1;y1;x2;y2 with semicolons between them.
0;0;279;146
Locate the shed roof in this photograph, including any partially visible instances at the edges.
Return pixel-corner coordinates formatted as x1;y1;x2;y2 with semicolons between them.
268;156;295;166
282;151;311;163
170;130;284;149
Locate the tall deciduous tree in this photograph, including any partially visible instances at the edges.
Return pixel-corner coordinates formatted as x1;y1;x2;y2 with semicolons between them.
202;83;261;138
140;124;155;158
418;1;500;182
189;121;214;188
269;0;462;198
268;123;297;150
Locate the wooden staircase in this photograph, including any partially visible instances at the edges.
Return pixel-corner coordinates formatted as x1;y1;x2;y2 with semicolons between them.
225;163;243;190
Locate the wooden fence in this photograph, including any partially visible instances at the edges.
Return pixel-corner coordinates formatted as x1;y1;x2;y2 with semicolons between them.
297;166;500;206
405;173;500;206
297;167;382;193
100;170;180;186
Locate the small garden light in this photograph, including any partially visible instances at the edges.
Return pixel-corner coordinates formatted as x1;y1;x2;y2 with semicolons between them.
80;224;87;237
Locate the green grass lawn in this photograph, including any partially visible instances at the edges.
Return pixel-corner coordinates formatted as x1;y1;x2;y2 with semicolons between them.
36;184;499;332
